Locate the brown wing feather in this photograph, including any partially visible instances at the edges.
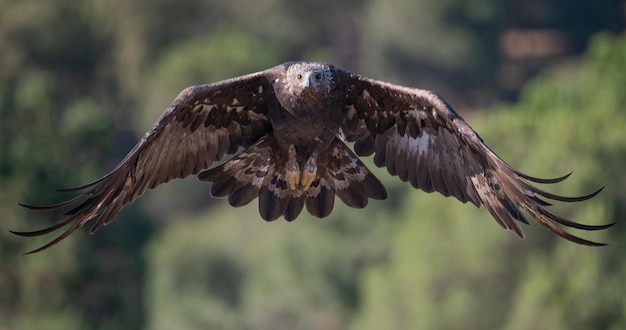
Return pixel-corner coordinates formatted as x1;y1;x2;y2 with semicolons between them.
14;69;279;253
341;71;613;246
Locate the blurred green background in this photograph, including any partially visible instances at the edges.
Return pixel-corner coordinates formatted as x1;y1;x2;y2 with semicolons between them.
1;1;625;329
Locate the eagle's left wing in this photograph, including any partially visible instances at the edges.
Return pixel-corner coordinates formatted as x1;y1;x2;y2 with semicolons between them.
340;71;613;246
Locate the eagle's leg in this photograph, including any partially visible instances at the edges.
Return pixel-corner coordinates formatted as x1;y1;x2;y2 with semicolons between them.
300;151;317;191
285;145;300;191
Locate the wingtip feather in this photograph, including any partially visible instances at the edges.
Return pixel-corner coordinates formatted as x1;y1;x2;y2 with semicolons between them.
532;185;604;203
54;176;108;192
516;170;573;184
18;195;86;211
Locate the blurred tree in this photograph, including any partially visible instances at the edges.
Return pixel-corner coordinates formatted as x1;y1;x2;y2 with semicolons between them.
1;0;624;329
0;1;153;329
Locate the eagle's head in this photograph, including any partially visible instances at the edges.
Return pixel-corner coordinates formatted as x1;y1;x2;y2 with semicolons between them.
284;62;337;96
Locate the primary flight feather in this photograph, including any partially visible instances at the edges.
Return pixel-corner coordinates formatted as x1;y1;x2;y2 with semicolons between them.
14;61;613;253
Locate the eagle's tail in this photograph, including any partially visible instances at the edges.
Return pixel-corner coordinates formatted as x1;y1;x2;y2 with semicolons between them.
198;136;387;221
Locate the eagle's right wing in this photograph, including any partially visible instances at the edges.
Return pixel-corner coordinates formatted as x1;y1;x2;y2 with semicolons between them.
14;68;281;253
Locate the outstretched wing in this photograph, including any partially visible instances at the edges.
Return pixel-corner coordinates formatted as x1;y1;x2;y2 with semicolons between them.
14;69;279;253
340;71;613;246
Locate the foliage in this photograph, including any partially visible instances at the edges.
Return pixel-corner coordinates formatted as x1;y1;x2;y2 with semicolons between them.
1;0;625;329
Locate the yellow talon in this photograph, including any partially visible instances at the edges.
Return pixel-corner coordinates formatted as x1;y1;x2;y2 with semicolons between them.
300;169;316;191
286;169;300;190
284;145;317;191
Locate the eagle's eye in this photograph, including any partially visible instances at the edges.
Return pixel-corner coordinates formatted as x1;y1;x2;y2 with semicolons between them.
315;73;323;80
296;74;303;80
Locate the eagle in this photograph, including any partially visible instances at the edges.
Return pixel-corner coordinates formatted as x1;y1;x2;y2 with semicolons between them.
14;61;613;253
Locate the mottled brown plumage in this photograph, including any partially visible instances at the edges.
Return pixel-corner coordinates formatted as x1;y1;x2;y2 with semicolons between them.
14;61;613;253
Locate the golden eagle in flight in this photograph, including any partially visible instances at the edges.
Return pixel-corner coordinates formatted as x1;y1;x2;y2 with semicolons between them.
14;62;613;253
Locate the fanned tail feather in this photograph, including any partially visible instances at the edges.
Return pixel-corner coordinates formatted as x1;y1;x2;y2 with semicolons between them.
199;136;387;222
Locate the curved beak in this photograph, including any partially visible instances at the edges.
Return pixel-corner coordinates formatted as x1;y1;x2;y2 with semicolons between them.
298;72;313;88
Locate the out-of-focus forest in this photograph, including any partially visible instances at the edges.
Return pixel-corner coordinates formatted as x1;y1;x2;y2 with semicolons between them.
1;0;625;329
